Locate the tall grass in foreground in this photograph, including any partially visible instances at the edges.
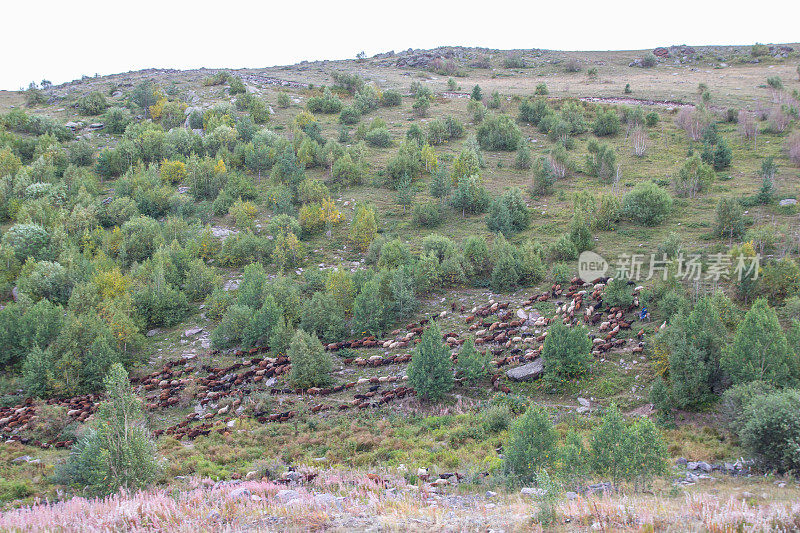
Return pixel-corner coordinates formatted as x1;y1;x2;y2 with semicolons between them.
1;473;799;532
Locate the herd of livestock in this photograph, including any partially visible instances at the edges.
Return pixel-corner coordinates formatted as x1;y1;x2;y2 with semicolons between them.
0;277;646;448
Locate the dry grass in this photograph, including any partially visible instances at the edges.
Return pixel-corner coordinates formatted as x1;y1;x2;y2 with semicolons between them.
1;471;798;532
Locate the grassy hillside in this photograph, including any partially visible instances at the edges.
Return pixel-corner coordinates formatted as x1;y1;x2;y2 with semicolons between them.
1;43;799;530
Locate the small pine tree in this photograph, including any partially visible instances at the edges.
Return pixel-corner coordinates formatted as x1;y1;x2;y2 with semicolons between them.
429;167;451;203
589;404;628;485
569;215;593;253
57;364;160;495
721;298;797;386
288;329;332;389
714;197;744;240
503;406;558;483
471;84;483;101
352;280;386;335
243;295;283;349
349;204;378;252
542;322;592;383
456;337;490;384
395;174;416;213
515;143;533;170
407;323;453;402
557;430;590;492
486;197;513;236
627;416;668;488
660;297;727;409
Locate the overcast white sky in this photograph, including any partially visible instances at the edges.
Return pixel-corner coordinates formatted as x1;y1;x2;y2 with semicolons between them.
2;0;798;90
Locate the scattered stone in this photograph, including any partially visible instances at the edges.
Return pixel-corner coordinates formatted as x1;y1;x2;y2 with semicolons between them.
276;489;301;502
12;455;39;463
228;487;251;499
586;482;614;494
313;493;338;507
779;198;797;206
565;491;580;500
184;327;203;337
521;487;547;497
146;329;160;337
687;461;712;472
506;358;544;381
211;226;238;240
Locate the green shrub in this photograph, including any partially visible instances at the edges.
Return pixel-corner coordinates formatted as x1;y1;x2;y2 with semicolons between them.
714;197;745;239
55;364;160;495
557;431;590;492
640;52;658;68
412;96;430;117
288;328;332;389
585;141;617;183
657;297;727;410
593;108;620;136
456;338;490;384
69;140;95;166
477;114;522;151
590;404;667;486
24;86;48;107
412;201;444;227
531;157;556;196
2;224;52;261
451;175;489;216
18;260;72;304
339;105;362;125
535;83;549;95
119;216;162;264
549;234;578;261
542;322;592;383
675;155;715;197
444;116;465;139
603;278;633;308
645;111;659;127
751;43;769;57
300;292;347;343
568;215;593;252
739;390;800;473
480;403;512;434
184;258;219;301
365;127;391;147
407;323;453;402
77;92;109;115
515;144;532;170
622;182;672;226
759;258;800;304
504;55;527;68
426;119;448;145
471;85;482;101
721;298;797;386
503;406;558;483
134;284;190;329
720;381;776;431
0;479;34;502
211;304;253;349
306;88;343;114
380;90;402;107
486;187;530;236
